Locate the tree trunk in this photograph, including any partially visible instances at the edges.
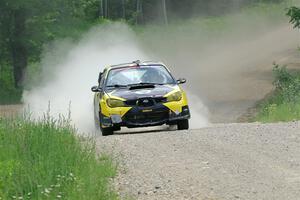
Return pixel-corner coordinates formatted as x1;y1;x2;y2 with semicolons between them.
231;0;241;11
104;0;108;18
99;0;104;18
11;9;27;88
139;0;143;23
136;0;143;24
136;0;140;24
162;0;168;25
122;0;126;19
106;0;109;18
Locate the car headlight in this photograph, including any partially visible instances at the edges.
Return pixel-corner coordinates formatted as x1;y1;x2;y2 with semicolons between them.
106;98;126;108
167;91;182;102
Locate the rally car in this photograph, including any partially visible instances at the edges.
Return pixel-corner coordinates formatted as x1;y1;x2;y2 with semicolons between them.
91;61;190;136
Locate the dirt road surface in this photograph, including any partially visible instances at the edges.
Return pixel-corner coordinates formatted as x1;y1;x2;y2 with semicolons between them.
1;23;299;200
94;30;300;199
97;122;300;200
0;105;23;118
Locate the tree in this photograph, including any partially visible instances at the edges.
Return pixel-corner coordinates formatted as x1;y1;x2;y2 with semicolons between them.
104;0;108;18
0;1;32;88
11;8;27;88
287;6;300;29
99;0;104;18
122;0;126;19
136;0;140;24
161;0;168;25
0;0;96;88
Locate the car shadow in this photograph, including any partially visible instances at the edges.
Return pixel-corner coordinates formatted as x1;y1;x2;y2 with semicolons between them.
114;125;177;135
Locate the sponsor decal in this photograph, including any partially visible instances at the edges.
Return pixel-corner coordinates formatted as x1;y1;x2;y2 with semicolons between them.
142;109;153;113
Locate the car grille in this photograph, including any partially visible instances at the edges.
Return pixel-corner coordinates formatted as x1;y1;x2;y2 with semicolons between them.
124;110;169;124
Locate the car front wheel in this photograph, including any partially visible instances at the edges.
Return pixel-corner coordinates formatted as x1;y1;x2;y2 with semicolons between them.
99;112;114;136
177;119;189;130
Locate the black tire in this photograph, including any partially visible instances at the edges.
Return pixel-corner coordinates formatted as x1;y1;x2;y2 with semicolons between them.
98;112;113;136
177;119;189;130
100;126;113;136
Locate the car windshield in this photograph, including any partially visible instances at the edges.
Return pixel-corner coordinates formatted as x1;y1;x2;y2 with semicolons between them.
105;65;175;87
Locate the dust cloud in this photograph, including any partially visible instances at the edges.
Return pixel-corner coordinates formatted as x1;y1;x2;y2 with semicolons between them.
140;12;299;122
22;22;209;134
23;4;300;133
23;23;147;134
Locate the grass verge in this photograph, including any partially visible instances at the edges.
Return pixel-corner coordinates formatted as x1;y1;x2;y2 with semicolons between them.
255;65;300;122
0;116;118;200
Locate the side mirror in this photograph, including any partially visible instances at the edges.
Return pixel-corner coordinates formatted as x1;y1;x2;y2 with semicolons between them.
177;78;186;84
91;86;101;92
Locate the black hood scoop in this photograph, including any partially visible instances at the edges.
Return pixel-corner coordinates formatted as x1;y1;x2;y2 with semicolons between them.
129;85;155;90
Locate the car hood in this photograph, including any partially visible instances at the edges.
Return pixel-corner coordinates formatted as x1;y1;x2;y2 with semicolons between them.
106;84;178;100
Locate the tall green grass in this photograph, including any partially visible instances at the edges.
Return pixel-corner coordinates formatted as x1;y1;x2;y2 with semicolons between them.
0;116;118;200
256;65;300;122
256;103;300;122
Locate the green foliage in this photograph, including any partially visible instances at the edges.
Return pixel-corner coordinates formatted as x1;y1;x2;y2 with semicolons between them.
0;0;104;102
0;64;22;104
272;65;300;102
287;6;300;28
257;103;300;122
256;65;300;122
0;117;118;200
0;0;102;62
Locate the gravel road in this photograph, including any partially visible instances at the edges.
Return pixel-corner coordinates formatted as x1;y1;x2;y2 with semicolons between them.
0;105;23;118
97;122;300;200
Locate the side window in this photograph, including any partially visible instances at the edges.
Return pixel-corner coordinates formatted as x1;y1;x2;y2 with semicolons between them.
98;72;103;85
99;70;106;87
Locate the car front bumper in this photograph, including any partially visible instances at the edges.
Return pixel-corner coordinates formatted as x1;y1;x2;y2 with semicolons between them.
100;105;190;128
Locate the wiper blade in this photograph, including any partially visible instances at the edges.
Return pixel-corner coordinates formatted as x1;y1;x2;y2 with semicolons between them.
128;82;160;87
106;84;128;88
142;82;166;85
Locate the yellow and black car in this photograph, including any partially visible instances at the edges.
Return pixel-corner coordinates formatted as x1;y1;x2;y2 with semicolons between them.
91;61;190;136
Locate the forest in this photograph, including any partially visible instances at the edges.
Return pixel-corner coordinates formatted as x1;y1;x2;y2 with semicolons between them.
0;0;298;104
